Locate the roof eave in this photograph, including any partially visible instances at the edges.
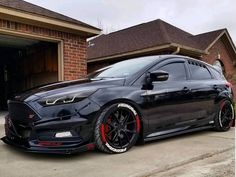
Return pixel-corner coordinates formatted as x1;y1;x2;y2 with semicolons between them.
88;43;206;63
171;43;208;56
204;30;236;56
88;44;173;63
0;6;101;37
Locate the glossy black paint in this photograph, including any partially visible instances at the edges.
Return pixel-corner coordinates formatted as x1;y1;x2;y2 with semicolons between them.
2;55;235;154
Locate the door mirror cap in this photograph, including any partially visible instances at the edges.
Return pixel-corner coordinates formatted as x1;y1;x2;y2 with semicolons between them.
149;70;169;82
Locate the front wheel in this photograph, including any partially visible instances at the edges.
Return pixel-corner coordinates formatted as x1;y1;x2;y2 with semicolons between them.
214;100;235;131
94;103;141;154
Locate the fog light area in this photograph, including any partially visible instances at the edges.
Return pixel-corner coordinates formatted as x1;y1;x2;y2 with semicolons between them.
55;131;73;138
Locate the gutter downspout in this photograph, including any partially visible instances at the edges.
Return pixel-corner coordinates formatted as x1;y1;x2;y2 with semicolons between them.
172;47;180;55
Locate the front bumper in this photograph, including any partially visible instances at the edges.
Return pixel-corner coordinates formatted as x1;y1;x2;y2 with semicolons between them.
1;98;101;154
2;114;96;154
1;136;95;154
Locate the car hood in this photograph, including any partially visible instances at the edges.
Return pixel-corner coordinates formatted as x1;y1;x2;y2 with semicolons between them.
14;78;125;102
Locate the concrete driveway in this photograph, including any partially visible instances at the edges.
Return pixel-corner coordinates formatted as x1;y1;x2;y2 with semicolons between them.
0;120;234;177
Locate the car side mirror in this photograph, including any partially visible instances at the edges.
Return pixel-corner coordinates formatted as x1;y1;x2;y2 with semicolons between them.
149;70;169;82
142;70;169;90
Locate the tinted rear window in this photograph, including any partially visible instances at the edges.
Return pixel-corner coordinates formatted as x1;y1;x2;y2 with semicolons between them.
188;61;212;80
209;67;225;80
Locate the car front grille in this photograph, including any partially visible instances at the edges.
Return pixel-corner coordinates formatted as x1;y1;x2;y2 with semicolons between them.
6;101;40;141
8;101;40;124
6;115;32;139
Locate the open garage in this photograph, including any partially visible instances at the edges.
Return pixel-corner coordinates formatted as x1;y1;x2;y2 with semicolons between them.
0;0;100;111
0;34;58;110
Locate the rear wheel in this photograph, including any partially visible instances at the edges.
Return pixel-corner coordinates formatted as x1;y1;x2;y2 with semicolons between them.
94;103;141;153
214;100;235;131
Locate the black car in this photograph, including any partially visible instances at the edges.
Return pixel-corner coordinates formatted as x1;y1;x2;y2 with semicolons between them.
2;55;235;154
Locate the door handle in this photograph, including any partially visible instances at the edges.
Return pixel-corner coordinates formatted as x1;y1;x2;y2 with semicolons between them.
213;85;218;90
182;87;191;93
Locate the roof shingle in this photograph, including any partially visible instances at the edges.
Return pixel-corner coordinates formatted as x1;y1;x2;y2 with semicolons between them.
190;29;225;50
0;0;99;30
88;19;225;60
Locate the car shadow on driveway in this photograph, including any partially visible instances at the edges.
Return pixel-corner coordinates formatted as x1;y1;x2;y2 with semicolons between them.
0;128;234;177
142;129;214;145
0;128;224;161
0;143;105;161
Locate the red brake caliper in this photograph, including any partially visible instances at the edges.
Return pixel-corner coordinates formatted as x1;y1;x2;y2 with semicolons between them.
136;115;141;133
220;102;225;110
100;124;106;143
106;117;112;140
221;101;235;127
101;117;112;143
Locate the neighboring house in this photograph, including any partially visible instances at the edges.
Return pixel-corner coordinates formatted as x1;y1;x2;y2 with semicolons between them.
0;0;101;110
87;19;236;99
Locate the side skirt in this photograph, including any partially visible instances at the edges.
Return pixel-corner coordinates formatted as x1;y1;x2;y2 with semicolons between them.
144;125;213;142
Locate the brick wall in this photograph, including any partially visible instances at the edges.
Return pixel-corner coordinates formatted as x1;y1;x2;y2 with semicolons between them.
0;19;87;81
203;38;235;75
63;37;87;80
203;38;236;100
88;61;110;73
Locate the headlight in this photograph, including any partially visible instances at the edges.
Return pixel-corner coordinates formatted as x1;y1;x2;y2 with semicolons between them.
38;89;96;106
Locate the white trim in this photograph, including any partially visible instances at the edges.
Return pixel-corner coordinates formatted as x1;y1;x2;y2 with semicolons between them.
205;31;225;52
0;6;100;36
205;30;236;55
58;42;64;81
224;31;236;54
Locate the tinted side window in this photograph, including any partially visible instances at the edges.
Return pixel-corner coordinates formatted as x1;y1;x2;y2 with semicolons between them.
158;62;187;81
188;62;212;80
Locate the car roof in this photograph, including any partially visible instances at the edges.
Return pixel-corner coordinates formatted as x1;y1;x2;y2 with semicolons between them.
144;55;217;70
125;55;222;85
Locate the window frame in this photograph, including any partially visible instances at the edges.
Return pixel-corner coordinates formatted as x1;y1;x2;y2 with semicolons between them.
149;58;190;83
187;60;213;80
132;58;190;86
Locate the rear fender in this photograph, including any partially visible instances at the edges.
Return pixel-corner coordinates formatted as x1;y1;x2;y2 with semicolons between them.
214;90;233;105
215;95;235;127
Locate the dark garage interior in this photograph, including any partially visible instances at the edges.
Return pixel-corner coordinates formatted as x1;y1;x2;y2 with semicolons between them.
0;34;58;110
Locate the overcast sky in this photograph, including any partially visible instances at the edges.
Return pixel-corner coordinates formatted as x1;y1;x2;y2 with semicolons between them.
25;0;236;43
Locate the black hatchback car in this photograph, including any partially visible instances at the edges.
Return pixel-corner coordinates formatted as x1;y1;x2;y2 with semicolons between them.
2;55;235;154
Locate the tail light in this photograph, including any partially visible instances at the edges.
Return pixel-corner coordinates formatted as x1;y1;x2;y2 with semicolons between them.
226;81;233;89
226;82;234;97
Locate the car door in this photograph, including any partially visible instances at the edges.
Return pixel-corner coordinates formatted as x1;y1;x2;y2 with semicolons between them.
185;60;218;125
141;59;195;133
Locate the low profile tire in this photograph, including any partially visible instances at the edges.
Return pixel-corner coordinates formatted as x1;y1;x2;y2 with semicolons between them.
94;103;141;154
214;100;235;132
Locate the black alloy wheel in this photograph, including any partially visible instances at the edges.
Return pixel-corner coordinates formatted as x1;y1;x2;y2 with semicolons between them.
95;103;140;153
214;100;235;131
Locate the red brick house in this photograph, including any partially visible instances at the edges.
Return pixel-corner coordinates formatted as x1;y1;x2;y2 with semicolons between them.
87;19;236;99
0;0;101;110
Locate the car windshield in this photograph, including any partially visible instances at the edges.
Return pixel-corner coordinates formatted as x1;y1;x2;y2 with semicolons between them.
89;57;157;79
